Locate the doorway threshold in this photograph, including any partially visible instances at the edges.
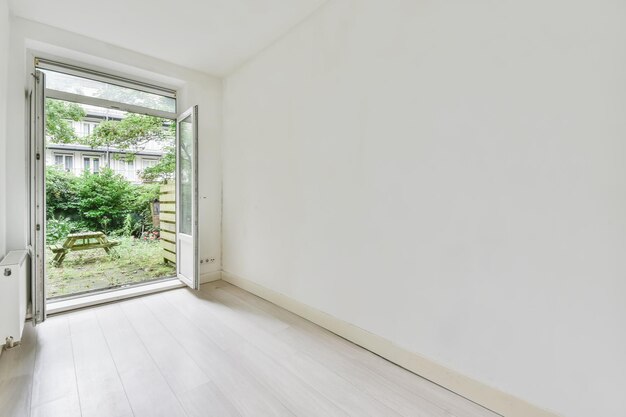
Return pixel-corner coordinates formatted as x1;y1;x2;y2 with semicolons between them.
47;278;183;315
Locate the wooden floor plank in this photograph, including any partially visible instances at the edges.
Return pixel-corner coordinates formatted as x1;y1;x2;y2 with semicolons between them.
68;309;134;417
29;316;82;417
177;381;242;417
31;393;82;417
94;303;188;417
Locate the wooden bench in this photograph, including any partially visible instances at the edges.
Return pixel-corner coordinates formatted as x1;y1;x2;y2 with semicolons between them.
51;232;120;266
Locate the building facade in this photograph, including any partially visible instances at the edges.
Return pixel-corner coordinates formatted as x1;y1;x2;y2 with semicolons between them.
45;104;167;183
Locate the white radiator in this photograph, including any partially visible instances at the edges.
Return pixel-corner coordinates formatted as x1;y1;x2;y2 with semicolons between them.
0;250;29;349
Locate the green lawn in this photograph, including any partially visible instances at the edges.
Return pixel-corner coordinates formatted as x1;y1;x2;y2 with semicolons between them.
46;236;176;299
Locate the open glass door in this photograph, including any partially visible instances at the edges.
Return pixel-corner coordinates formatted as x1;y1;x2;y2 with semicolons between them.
31;69;47;324
176;106;199;289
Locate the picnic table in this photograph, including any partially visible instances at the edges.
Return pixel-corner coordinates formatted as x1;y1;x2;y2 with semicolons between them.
51;232;120;266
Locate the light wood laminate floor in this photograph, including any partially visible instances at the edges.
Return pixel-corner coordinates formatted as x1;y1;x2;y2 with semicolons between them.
0;281;500;417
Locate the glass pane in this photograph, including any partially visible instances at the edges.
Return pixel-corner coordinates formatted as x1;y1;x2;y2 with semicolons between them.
93;158;100;173
84;157;90;172
42;69;176;113
178;115;193;236
65;156;73;171
54;155;63;166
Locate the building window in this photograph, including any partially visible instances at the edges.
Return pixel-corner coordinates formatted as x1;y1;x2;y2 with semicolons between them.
122;159;135;172
54;154;74;172
81;122;90;137
83;156;100;174
116;159;135;180
142;159;158;169
70;121;98;138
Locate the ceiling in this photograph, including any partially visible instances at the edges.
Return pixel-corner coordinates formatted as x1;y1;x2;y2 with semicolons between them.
9;0;328;76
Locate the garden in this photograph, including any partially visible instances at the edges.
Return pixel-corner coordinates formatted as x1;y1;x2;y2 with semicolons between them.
46;166;175;298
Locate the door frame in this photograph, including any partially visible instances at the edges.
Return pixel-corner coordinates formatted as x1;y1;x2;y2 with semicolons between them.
31;69;47;325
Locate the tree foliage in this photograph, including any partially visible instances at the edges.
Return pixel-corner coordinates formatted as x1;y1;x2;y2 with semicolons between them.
45;99;86;143
141;145;175;182
85;114;172;158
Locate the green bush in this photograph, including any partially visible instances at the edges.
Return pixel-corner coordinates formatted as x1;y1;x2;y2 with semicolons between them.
46;166;80;219
128;182;160;235
46;167;161;240
74;168;134;233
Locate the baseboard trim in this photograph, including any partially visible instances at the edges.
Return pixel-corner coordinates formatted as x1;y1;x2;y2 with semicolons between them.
222;271;560;417
200;270;222;284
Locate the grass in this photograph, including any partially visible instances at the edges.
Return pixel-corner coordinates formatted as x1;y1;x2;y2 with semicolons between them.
46;235;176;299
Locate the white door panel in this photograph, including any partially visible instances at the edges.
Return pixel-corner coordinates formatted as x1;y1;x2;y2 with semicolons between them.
176;106;199;289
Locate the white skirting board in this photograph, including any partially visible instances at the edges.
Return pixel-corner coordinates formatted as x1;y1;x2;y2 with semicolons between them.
221;271;560;417
200;270;222;284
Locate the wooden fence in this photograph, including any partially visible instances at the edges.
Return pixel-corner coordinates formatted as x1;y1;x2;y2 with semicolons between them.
159;182;176;265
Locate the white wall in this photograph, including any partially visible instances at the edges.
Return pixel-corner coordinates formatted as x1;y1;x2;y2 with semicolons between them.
223;1;626;416
4;17;222;277
0;0;9;259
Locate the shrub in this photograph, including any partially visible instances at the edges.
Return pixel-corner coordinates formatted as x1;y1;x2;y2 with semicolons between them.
46;216;83;244
46;166;80;219
74;168;134;233
122;214;134;237
46;167;161;238
128;183;160;236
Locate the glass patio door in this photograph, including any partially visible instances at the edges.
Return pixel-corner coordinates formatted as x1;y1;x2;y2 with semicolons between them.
176;106;199;289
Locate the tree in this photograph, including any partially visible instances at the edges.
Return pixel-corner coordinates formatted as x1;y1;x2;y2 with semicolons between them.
84;114;172;158
141;145;175;182
45;99;86;143
84;115;176;182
